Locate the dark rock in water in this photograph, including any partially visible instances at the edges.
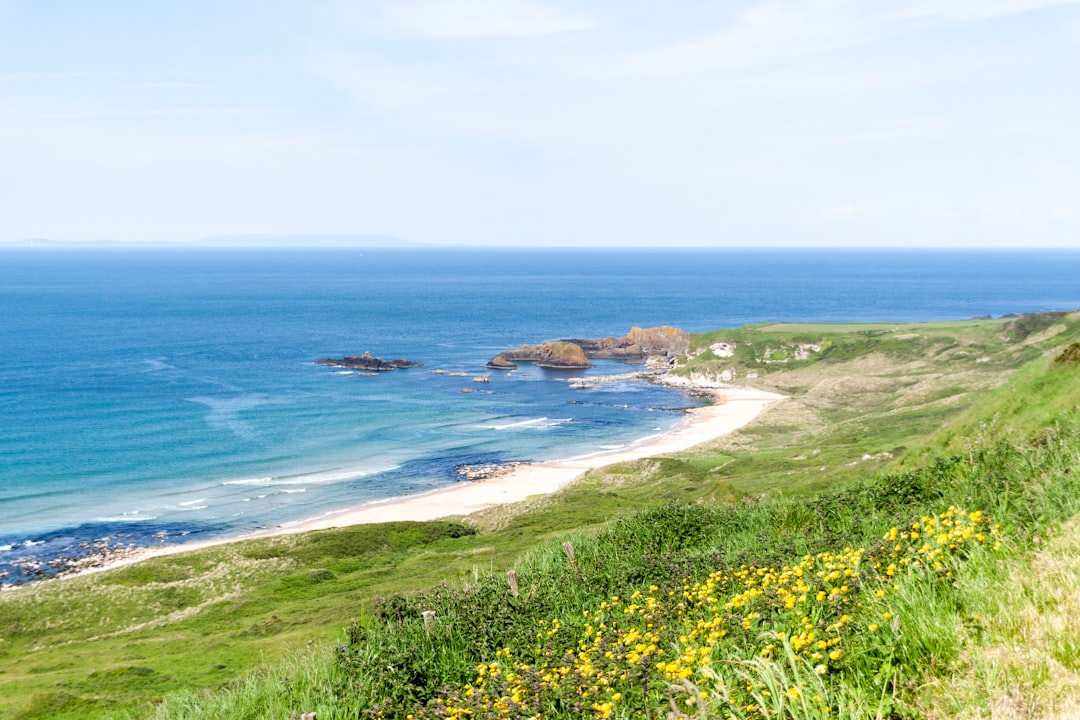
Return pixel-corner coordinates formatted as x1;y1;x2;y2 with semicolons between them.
486;354;519;370
317;352;422;371
969;315;993;321
487;341;593;370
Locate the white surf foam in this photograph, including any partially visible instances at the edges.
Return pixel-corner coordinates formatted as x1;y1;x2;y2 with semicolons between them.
100;515;159;522
489;417;549;430
222;477;275;486
223;465;397;488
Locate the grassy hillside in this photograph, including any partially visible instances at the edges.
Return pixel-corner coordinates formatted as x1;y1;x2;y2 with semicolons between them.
155;349;1080;718
2;313;1079;719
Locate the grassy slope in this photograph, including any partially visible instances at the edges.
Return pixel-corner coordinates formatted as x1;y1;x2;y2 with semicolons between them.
2;312;1078;719
674;312;1079;496
156;330;1080;719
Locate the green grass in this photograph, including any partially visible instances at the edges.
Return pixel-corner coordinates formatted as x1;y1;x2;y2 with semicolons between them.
150;412;1080;719
3;312;1080;718
916;517;1080;718
899;340;1080;468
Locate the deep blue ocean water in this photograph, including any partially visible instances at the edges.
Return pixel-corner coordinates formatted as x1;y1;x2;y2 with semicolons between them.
2;247;1079;583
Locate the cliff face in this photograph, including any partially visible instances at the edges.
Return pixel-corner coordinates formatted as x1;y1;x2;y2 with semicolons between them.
487;341;593;370
486;326;690;370
568;326;690;361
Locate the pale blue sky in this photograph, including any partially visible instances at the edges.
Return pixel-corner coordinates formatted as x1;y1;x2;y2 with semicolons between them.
1;1;1077;246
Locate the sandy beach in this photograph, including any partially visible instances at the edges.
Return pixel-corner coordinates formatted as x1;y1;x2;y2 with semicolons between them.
44;383;783;582
284;384;783;531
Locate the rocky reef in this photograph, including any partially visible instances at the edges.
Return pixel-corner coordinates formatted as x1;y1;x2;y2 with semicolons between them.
317;352;422;371
455;461;526;482
486;326;690;370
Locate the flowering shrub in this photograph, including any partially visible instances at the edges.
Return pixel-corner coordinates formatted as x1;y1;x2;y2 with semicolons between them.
391;507;998;719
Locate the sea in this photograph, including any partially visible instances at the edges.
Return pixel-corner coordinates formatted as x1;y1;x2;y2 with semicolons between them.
2;247;1079;585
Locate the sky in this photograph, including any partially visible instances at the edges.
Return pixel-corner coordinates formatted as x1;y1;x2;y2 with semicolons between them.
0;1;1077;247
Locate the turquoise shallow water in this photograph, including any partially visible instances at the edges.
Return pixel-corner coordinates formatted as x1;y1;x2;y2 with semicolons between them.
2;247;1079;583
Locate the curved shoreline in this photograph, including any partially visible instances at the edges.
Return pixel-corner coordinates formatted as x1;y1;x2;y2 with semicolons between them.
284;384;783;531
14;383;784;586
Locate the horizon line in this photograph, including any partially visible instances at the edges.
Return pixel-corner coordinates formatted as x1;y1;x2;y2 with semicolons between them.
2;241;1079;251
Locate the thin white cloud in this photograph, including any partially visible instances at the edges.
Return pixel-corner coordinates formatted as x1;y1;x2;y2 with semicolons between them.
2;1;1076;246
819;205;880;220
823;119;957;144
317;59;465;114
624;0;1080;77
0;71;132;83
385;0;591;39
625;2;874;77
1;107;287;120
895;0;1080;23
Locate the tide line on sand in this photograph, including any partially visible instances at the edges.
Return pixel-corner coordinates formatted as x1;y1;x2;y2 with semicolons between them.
289;385;784;530
55;384;784;582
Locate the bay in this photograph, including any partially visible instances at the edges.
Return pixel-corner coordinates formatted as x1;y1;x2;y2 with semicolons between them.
1;247;1078;583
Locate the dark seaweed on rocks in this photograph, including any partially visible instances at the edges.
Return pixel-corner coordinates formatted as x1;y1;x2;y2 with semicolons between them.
317;352;423;371
0;521;226;587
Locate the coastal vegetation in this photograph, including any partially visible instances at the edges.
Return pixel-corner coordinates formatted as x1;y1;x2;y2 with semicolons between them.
2;312;1080;718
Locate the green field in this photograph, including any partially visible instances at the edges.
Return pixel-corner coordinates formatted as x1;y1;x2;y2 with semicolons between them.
3;312;1080;719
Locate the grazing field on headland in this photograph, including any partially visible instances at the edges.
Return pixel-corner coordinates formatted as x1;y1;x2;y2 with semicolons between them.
3;311;1080;719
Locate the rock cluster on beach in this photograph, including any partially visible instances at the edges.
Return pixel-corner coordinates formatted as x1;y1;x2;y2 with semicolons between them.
486;326;690;370
1;536;144;587
455;462;526;482
317;352;422;371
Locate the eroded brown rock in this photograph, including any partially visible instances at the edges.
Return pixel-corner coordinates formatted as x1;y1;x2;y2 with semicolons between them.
486;326;690;369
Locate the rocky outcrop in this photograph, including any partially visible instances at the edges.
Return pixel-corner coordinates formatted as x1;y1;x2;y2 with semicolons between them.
1054;342;1080;366
486;355;519;370
317;352;422;371
568;326;691;362
487;341;593;370
486;326;690;369
456;462;526;482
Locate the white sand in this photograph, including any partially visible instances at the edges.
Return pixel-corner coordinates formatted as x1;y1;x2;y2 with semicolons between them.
47;384;783;581
284;384;783;531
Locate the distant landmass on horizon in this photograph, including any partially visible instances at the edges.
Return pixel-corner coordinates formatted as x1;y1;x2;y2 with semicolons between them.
0;233;415;249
